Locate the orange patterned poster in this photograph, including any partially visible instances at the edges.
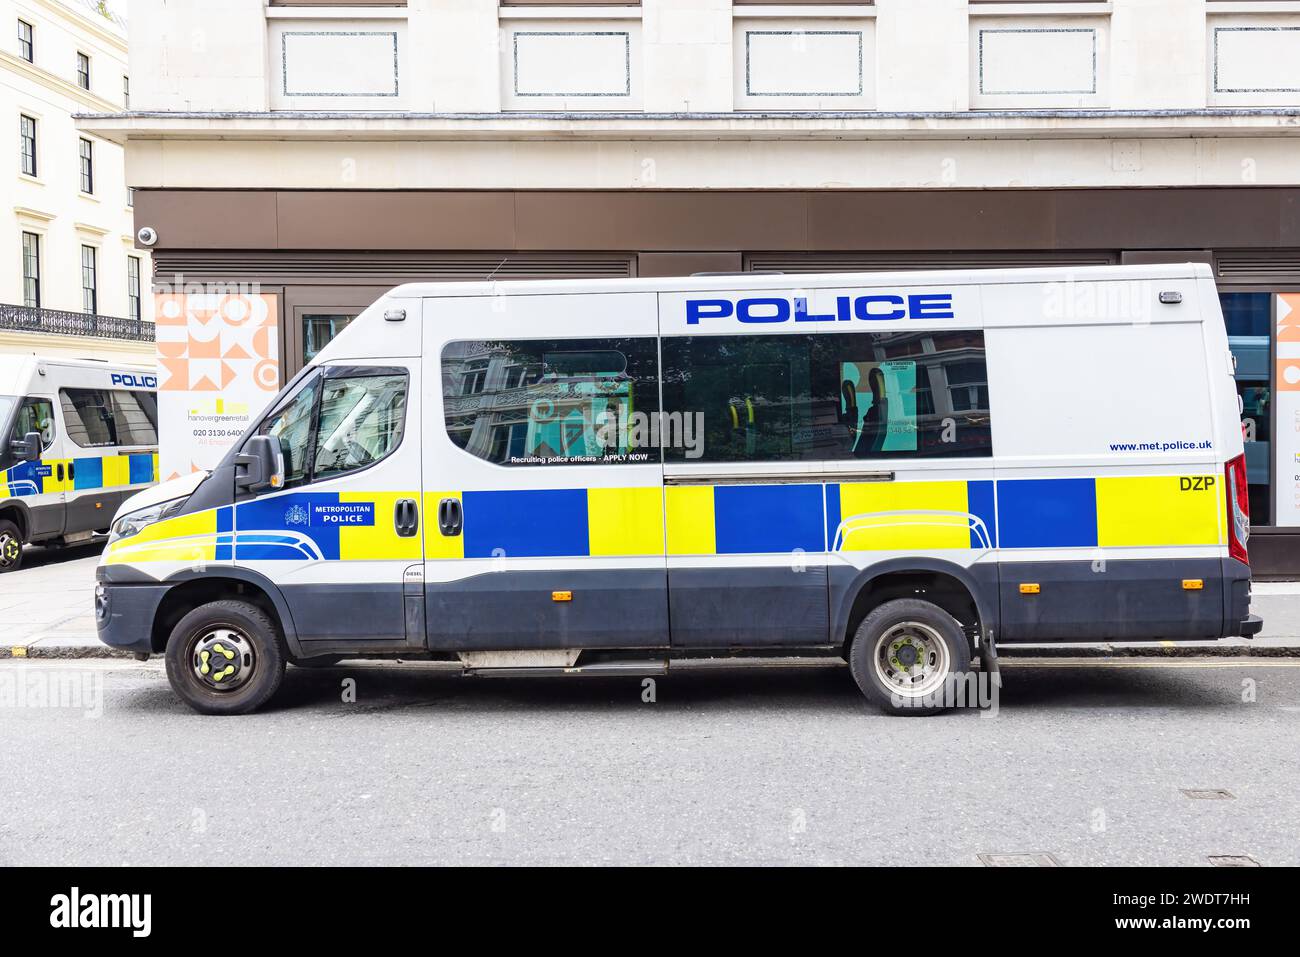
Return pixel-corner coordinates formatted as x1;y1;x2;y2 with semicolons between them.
1275;294;1300;526
154;292;280;479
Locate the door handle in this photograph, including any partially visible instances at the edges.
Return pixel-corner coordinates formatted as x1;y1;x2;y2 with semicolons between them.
437;497;462;537
56;463;64;482
394;498;419;537
68;460;75;481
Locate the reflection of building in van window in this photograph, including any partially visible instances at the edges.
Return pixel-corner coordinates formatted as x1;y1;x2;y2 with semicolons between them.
59;388;158;448
442;338;660;465
662;330;991;463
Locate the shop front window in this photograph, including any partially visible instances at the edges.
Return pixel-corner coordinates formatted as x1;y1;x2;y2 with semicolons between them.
1219;292;1272;524
302;313;356;363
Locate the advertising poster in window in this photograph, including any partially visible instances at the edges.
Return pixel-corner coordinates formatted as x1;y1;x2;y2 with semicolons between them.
154;292;280;480
1275;293;1300;526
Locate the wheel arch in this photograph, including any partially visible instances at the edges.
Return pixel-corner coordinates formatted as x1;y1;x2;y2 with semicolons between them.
153;567;302;656
832;557;999;654
0;499;32;541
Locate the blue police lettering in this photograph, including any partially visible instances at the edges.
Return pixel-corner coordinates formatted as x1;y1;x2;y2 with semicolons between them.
793;297;838;322
738;298;790;323
855;295;906;321
685;293;954;325
110;372;158;389
311;503;375;526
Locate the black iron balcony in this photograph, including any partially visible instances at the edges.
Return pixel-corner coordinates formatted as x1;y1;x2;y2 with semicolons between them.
0;303;155;342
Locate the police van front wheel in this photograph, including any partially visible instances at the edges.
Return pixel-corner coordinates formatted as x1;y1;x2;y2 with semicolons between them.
848;599;972;716
164;600;285;715
0;519;25;572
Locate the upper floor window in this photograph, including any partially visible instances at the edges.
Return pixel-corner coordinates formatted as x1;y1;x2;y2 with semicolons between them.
127;255;142;323
78;137;93;194
17;20;32;62
19;114;37;177
122;75;129;109
76;52;90;90
80;244;97;313
21;231;40;308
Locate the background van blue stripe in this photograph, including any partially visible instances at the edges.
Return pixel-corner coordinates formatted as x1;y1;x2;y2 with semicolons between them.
463;488;589;559
714;483;825;555
74;457;102;490
996;478;1097;549
128;453;154;485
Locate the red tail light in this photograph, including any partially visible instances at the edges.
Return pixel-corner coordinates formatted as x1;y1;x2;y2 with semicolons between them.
1225;453;1250;565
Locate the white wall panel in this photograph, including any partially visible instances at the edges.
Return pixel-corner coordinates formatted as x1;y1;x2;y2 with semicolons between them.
269;21;405;109
734;19;875;110
504;24;641;110
1211;18;1300;105
973;20;1107;109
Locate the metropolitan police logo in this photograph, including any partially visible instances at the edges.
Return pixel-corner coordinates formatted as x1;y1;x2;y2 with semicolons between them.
284;504;309;527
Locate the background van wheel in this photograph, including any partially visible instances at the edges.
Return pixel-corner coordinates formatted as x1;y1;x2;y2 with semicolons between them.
0;519;25;572
164;599;285;715
847;598;972;716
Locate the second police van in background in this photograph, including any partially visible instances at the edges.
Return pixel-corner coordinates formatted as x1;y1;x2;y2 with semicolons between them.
94;264;1261;715
1;356;158;572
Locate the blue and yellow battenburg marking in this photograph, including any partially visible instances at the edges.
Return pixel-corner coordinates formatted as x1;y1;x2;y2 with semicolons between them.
3;453;157;499
106;474;1228;565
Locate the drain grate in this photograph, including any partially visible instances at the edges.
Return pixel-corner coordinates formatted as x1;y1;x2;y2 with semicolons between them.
1208;855;1260;867
977;852;1062;867
1181;789;1235;800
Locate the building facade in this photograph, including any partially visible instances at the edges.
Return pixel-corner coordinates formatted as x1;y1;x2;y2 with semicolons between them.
3;0;152;361
82;0;1300;572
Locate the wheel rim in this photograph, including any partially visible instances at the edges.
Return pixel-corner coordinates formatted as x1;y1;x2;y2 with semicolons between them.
190;627;256;692
873;621;951;698
0;532;20;568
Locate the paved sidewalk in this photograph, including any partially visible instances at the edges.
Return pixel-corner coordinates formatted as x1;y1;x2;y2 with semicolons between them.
3;542;1300;659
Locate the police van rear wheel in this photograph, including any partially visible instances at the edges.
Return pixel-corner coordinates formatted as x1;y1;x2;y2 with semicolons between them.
848;598;971;716
164;599;285;715
0;519;24;573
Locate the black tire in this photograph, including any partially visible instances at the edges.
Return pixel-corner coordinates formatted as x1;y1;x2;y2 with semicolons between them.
847;598;973;716
164;599;285;715
0;519;24;573
290;655;343;669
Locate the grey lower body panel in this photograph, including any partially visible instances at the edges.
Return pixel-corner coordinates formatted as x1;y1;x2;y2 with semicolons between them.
95;582;168;654
997;557;1239;642
279;583;415;647
668;565;830;648
426;568;669;651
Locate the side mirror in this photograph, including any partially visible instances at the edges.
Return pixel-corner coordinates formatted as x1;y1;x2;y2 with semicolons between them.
9;431;42;463
235;435;284;492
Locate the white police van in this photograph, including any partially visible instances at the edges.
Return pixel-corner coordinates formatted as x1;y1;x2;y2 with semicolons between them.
0;356;158;572
95;264;1260;714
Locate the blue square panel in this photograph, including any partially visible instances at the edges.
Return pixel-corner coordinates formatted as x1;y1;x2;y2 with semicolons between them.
463;488;589;559
74;457;103;490
996;478;1097;549
714;483;825;555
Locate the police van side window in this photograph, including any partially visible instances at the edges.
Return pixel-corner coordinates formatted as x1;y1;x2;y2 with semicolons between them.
257;375;319;488
312;374;407;482
11;397;56;450
255;371;408;488
442;338;660;466
59;389;158;448
660;331;992;462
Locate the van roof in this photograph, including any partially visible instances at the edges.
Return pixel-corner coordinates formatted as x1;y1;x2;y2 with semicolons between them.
385;262;1214;300
0;354;155;386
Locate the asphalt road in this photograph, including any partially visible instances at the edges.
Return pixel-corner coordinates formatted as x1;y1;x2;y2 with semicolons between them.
1;657;1297;866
